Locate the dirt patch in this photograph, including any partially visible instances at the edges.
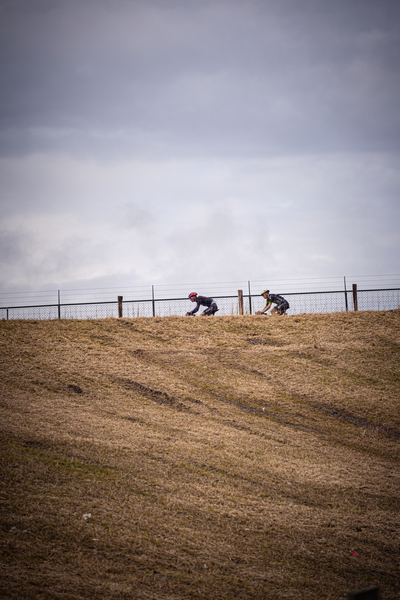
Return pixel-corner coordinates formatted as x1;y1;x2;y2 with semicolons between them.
315;405;400;438
67;384;83;394
246;337;287;347
114;377;199;413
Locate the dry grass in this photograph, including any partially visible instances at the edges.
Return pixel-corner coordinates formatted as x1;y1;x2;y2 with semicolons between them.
0;311;399;599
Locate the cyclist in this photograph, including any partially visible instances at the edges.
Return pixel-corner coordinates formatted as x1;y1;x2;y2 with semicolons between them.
256;289;289;315
186;293;219;316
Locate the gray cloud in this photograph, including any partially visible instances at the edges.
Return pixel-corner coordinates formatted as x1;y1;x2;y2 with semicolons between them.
0;0;399;294
1;0;399;158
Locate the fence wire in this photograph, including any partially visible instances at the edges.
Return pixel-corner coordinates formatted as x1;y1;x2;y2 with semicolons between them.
1;288;399;321
354;289;400;312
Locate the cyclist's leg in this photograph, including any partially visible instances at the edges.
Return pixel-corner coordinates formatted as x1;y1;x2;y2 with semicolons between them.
210;302;218;315
204;302;218;316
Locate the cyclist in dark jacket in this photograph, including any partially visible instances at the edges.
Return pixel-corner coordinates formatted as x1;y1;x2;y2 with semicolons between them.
186;292;219;316
256;289;289;315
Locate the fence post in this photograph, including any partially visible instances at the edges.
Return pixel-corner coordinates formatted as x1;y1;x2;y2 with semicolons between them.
152;286;156;317
238;290;244;315
344;277;348;312
352;284;358;311
58;290;61;319
248;281;252;315
118;296;123;318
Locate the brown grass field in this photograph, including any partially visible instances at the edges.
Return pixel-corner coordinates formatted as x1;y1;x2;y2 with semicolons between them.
0;310;399;600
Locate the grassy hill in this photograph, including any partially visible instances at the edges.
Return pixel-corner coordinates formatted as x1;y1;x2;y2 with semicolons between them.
0;311;399;600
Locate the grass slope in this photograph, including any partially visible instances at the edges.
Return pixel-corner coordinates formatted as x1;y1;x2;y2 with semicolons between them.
0;311;399;600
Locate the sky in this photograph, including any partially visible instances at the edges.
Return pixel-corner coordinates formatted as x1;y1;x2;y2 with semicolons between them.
1;0;400;299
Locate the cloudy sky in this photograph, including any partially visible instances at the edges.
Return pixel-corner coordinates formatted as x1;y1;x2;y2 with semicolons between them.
1;0;399;298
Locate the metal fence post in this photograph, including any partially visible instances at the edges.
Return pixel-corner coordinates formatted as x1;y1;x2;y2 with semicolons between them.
152;286;156;317
118;296;123;318
352;284;358;311
344;277;348;312
58;290;61;319
238;290;244;315
248;281;252;315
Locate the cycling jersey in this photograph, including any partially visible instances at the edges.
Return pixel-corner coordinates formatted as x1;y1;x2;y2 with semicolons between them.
189;296;218;315
266;294;287;306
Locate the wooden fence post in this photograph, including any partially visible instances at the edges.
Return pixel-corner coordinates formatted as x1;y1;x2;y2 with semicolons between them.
118;296;123;318
352;284;358;311
238;290;244;315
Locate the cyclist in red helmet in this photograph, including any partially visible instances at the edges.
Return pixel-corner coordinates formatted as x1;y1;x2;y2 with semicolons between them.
186;292;219;316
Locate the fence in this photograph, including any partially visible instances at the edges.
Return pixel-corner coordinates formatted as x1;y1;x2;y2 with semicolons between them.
1;287;399;321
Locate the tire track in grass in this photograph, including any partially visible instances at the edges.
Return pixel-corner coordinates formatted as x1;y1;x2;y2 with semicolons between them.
113;377;200;414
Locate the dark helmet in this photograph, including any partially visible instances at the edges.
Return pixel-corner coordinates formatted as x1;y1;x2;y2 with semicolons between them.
188;292;198;299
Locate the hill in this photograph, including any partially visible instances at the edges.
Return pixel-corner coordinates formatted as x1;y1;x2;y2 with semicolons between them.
0;311;399;599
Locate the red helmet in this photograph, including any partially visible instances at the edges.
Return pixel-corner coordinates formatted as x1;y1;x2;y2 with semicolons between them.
188;292;197;299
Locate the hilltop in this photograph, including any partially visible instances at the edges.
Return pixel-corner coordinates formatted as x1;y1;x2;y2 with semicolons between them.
0;311;399;599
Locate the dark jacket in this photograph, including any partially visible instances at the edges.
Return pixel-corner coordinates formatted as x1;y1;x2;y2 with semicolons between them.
189;295;216;315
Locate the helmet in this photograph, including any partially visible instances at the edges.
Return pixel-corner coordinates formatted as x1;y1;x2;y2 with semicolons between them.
188;292;198;299
261;289;269;296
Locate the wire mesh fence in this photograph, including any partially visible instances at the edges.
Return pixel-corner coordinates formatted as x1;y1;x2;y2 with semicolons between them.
1;288;399;321
355;288;400;312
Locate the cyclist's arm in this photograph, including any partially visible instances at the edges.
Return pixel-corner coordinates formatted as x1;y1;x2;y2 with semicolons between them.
260;302;272;314
190;302;201;315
